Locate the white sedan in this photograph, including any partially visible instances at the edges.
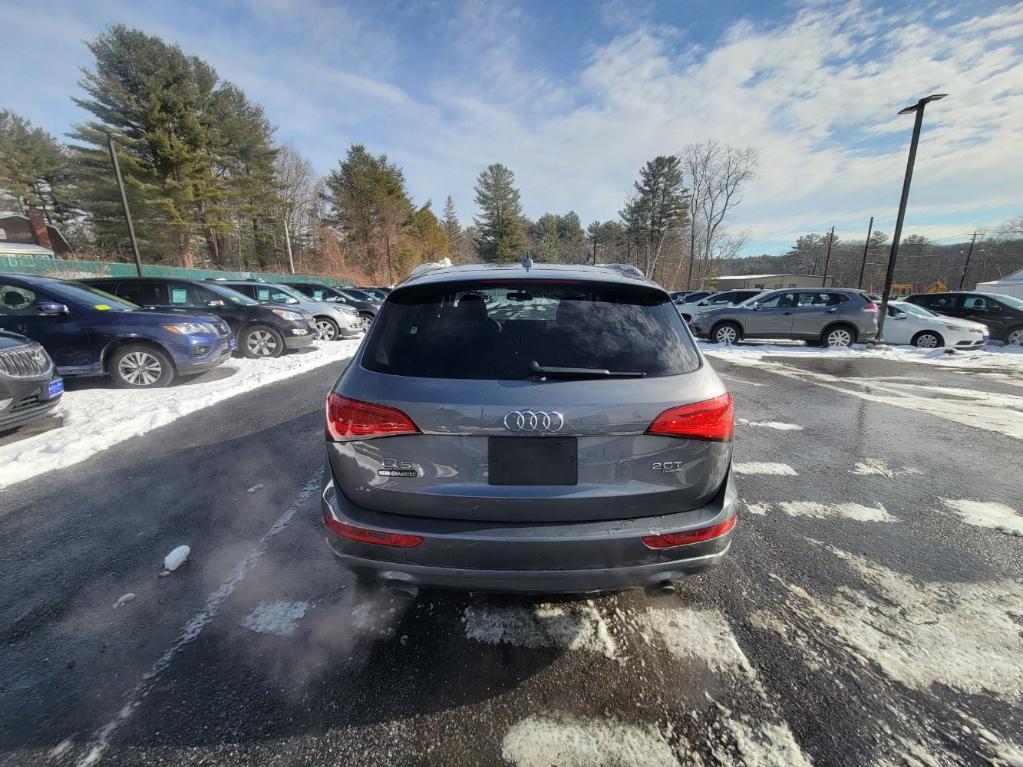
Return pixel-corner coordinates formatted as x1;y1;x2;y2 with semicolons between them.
883;301;988;348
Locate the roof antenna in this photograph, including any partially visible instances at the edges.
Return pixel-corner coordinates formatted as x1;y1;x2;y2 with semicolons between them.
521;254;533;271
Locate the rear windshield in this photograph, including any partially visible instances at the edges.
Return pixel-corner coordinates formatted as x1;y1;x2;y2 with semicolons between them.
362;281;700;380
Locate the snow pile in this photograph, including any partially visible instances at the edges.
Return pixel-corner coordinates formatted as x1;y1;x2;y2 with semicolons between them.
502;716;679;767
0;339;360;490
463;601;618;659
701;340;1023;371
162;545;191;572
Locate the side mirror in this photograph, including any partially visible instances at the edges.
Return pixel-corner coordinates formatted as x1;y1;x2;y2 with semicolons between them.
893;311;908;319
751;302;761;311
39;302;69;316
697;300;708;307
206;299;225;308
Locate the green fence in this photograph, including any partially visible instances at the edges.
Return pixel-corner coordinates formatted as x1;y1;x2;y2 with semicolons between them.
0;255;352;287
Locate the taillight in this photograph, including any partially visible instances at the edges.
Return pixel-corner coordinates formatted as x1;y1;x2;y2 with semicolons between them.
646;393;734;442
325;394;420;441
863;302;878;312
323;512;423;548
642;515;736;549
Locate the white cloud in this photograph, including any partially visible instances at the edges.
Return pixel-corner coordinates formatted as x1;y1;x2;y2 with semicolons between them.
2;0;1020;253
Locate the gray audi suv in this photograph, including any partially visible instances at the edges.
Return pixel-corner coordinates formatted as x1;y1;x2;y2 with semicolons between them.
321;262;737;593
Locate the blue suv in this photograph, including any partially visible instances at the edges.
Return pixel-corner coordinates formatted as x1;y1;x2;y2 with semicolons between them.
0;274;234;388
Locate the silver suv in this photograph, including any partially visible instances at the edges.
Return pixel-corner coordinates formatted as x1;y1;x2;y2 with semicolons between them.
690;288;879;346
321;263;737;594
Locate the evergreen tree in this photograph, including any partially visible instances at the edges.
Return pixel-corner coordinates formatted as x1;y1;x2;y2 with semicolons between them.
441;195;460;242
323;144;413;280
0;110;77;225
619;156;688;277
473;163;526;262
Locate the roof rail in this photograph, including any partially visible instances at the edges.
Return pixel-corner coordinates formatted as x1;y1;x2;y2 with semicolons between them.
409;257;453;279
598;263;646;280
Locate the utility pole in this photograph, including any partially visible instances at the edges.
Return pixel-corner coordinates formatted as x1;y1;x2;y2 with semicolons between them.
821;226;835;287
958;231;978;290
385;235;394;284
282;217;296;274
107;133;144;276
858;216;874;289
877;93;946;341
592;237;598;265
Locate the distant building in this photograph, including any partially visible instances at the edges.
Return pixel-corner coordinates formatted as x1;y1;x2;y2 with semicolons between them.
0;209;72;257
713;273;834;290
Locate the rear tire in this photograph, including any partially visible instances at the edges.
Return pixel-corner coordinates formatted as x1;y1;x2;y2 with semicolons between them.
822;324;856;347
241;324;285;358
1005;326;1023;346
109;344;175;388
315;316;339;341
711;322;742;345
358;313;374;332
913;330;943;348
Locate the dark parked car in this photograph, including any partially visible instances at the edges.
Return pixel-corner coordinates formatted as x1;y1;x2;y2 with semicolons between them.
0;274;233;388
321;262;736;594
284;282;381;326
356;286;391;300
83;277;319;358
0;330;63;432
904;291;1023;345
689;288;879;346
213;280;363;340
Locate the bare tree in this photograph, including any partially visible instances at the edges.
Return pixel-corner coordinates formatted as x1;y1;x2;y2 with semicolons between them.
680;141;758;288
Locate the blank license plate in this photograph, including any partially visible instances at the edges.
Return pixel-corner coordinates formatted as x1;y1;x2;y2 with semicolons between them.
47;379;64;399
488;437;577;486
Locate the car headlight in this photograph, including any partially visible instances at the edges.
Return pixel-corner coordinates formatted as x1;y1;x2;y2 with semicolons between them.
163;322;216;335
271;309;303;321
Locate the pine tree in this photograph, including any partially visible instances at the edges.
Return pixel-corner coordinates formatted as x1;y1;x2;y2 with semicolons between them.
0;110;76;225
323;144;413;281
619;156;688;277
442;195;460;242
473;163;526;263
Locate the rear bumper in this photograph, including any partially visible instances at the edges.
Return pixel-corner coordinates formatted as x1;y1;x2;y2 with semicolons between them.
321;465;737;594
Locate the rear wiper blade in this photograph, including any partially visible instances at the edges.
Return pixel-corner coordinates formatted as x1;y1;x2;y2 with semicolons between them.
528;360;646;379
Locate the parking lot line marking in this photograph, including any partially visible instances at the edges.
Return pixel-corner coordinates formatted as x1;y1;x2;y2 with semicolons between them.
718;373;770;387
734;462;797;476
73;470;323;767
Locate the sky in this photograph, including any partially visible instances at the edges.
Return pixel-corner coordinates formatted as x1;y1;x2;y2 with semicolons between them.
2;0;1021;256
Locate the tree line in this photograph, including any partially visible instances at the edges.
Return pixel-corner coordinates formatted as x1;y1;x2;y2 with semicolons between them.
0;25;766;287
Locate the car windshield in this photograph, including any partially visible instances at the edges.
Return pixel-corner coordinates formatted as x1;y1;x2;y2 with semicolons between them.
363;281;700;380
995;294;1023;311
204;283;259;306
49;281;139;311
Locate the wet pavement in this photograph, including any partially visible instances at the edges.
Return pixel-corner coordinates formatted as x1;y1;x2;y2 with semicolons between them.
1;352;1021;766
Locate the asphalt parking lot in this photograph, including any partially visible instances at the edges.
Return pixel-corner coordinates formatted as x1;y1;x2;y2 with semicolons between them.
1;351;1021;767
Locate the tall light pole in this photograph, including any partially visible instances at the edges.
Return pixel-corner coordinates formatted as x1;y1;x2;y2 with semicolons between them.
821;226;835;287
877;93;946;341
107;133;144;276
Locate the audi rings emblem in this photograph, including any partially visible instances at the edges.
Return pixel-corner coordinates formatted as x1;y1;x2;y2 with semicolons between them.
503;410;566;433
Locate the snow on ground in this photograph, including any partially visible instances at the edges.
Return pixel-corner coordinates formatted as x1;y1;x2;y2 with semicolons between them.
736;418;803;431
501;716;679;767
700;339;1023;372
769;546;1023;701
0;339;360;491
463;601;618;659
940;499;1023;537
240;601;309;637
733;462;798;476
777;501;896;523
639;607;755;677
851;458;922;479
